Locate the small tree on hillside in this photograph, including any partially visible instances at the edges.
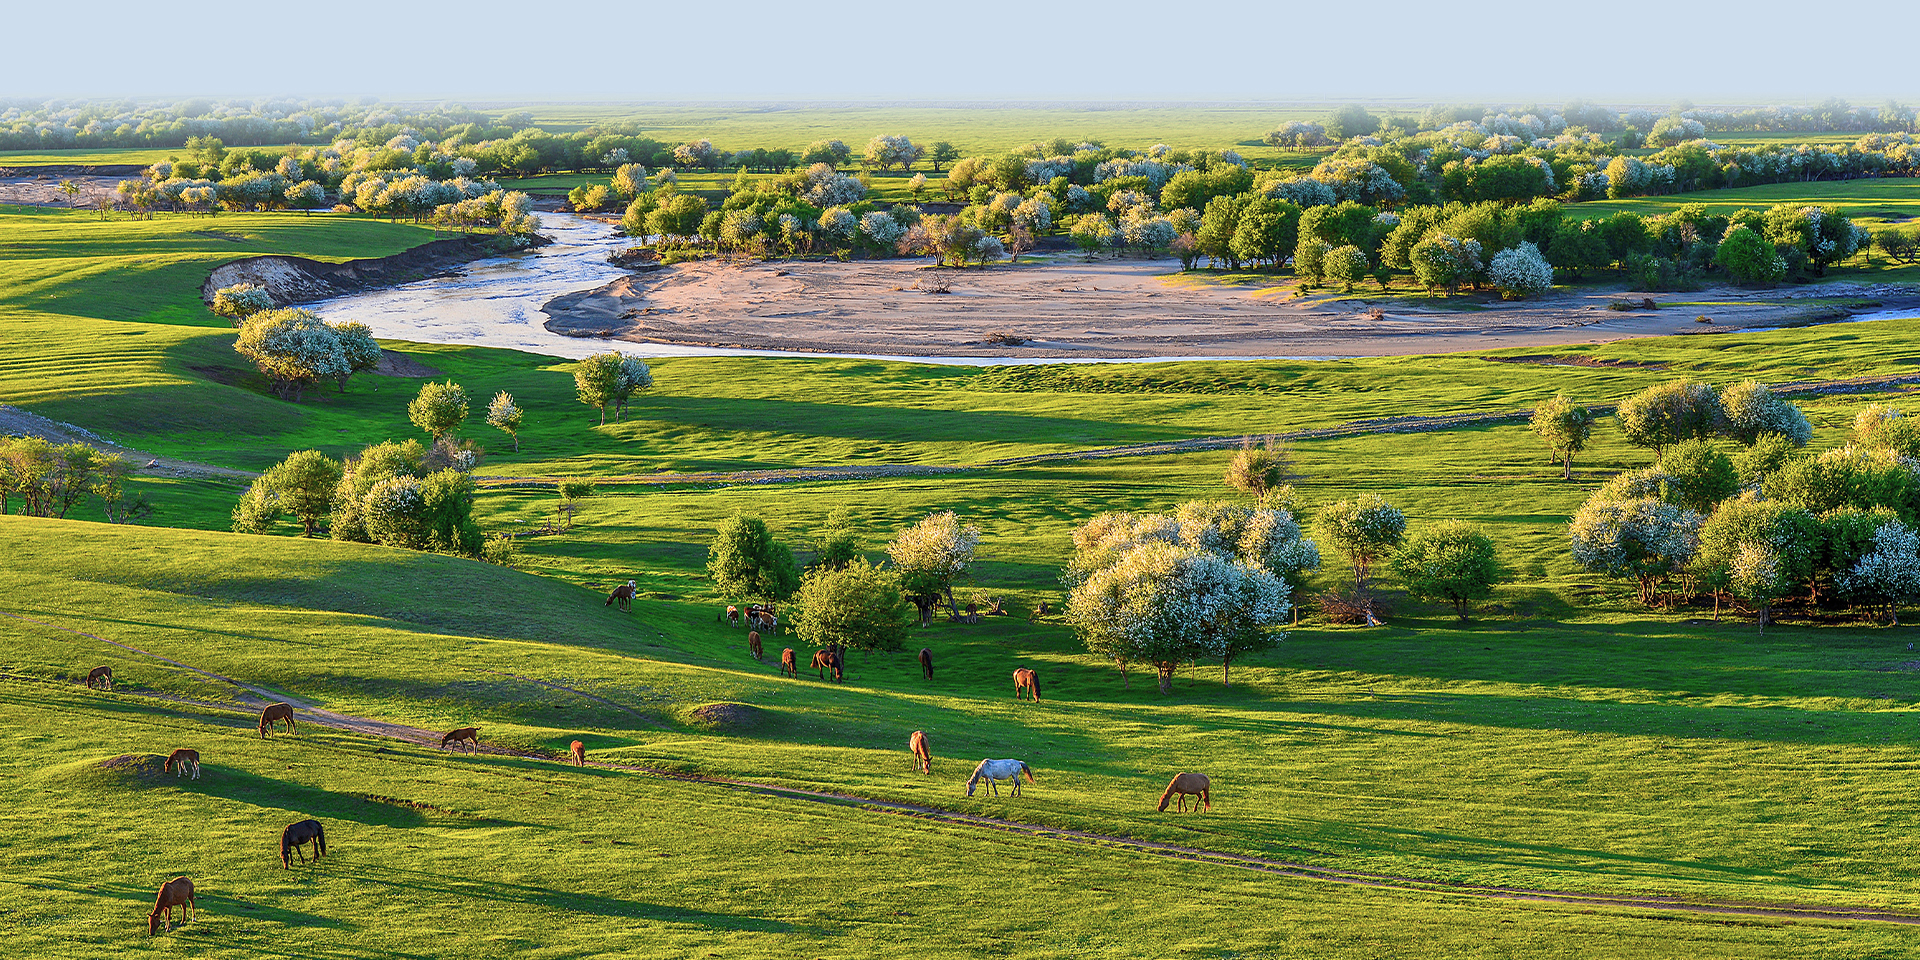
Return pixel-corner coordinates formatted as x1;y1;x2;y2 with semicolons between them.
232;449;343;538
1316;494;1406;624
1655;440;1740;514
708;514;801;605
329;321;382;392
556;479;594;530
210;283;275;325
1391;521;1505;622
234;308;346;402
1224;436;1295;503
1530;394;1594;480
1618;380;1724;455
811;508;862;572
574;351;654;424
1067;541;1289;693
1569;497;1704;606
408;380;470;443
487;391;525;452
793;559;911;656
1720;381;1812;447
886;511;981;626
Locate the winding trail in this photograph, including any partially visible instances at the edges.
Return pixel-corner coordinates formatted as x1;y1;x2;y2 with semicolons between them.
16;605;1920;927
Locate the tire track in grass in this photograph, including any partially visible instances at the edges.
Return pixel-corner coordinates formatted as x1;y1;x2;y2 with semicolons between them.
16;606;1920;928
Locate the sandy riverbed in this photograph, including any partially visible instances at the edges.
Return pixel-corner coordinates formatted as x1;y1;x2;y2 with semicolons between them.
540;255;1912;359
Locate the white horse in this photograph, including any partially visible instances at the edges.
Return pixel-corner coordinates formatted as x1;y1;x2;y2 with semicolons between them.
965;759;1035;797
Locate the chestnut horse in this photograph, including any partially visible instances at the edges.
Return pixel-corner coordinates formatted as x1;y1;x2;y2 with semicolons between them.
570;740;585;765
748;631;763;661
965;759;1035;797
1157;772;1211;812
909;730;932;774
919;648;934;680
147;876;195;935
257;702;296;738
810;649;835;681
780;648;797;678
164;748;200;780
281;819;326;868
86;665;113;690
440;727;479;752
605;580;636;611
1013;668;1041;702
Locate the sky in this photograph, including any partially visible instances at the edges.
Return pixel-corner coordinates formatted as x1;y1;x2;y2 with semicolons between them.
4;1;1915;103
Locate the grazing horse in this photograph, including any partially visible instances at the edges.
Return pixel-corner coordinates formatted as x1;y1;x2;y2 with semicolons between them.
257;702;296;738
965;759;1035;797
85;665;113;690
605;580;636;611
1013;668;1041;702
147;876;195;936
810;649;836;680
723;605;739;624
909;730;932;775
280;819;327;869
570;740;585;765
1157;772;1212;813
780;648;797;678
164;748;201;780
748;631;763;661
919;648;934;680
440;727;479;752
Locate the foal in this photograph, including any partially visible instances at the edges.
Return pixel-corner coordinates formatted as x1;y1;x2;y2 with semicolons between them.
281;819;327;868
257;703;297;738
164;748;200;780
780;648;797;678
147;876;195;935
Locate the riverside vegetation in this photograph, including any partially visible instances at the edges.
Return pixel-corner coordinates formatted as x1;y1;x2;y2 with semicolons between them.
9;99;1920;957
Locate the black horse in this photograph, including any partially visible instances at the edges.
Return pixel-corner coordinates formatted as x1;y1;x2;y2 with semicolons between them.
281;819;327;868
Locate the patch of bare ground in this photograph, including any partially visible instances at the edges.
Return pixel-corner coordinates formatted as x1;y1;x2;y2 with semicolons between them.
0;404;256;480
539;255;1920;359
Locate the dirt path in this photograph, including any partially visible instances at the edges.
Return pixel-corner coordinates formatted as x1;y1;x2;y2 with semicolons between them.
17;605;1920;927
0;405;257;481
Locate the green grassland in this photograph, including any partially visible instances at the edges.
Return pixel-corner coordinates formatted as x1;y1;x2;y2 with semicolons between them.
1572;178;1920;226
11;199;1920;954
0;147;177;166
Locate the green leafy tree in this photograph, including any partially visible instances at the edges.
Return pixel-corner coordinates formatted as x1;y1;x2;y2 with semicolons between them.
793;558;911;656
557;479;594;530
1530;395;1594;480
1316;494;1406;624
1693;495;1819;624
329;321;382;392
811;508;862;572
209;283;275;325
1655;439;1740;514
573;351;654;424
927;142;960;173
1392;521;1505;621
1719;381;1812;446
1617;380;1724;455
1715;225;1786;285
1324;245;1368;292
487;391;524;452
708;514;802;604
1224;437;1295;502
408;381;470;442
232;449;343;537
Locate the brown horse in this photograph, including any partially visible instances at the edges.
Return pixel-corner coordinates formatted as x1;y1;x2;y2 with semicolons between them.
1157;772;1212;812
909;730;932;774
919;648;934;680
258;702;296;738
780;648;797;678
147;876;195;935
570;740;585;765
440;727;479;752
748;630;763;661
605;580;636;611
164;748;200;780
1013;668;1041;702
281;819;326;868
810;649;835;680
85;665;113;690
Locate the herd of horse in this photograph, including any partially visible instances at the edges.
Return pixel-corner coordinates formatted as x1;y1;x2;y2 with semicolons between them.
101;596;1216;938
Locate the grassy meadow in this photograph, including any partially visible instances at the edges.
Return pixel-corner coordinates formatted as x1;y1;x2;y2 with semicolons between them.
10;184;1920;955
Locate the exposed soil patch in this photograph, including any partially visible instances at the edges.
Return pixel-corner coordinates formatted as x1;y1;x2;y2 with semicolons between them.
373;352;443;378
190;230;249;243
685;702;763;730
539;256;1920;359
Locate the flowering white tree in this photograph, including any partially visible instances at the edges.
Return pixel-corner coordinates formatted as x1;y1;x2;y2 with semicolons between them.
328;320;382;391
1488;241;1554;300
285;180;326;214
886;511;981;625
803;163;866;207
233;308;347;402
816;206;858;247
1068;541;1289;692
1569;498;1704;606
210;283;275;325
486;390;524;453
859;210;905;249
1838;521;1920;624
1720;381;1813;446
862;134;920;172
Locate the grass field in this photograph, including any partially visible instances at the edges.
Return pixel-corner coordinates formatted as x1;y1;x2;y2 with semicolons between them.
11;194;1920;954
1572;178;1920;226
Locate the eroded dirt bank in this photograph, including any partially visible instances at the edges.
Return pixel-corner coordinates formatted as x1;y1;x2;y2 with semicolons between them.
542;256;1920;359
202;234;543;308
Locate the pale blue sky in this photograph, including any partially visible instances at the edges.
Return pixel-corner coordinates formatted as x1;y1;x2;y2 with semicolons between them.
5;1;1915;102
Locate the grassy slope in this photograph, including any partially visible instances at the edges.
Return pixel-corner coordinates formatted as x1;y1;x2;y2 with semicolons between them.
5;517;1920;959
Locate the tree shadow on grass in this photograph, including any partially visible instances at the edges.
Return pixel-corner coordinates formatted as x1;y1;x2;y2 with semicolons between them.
349;862;796;933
